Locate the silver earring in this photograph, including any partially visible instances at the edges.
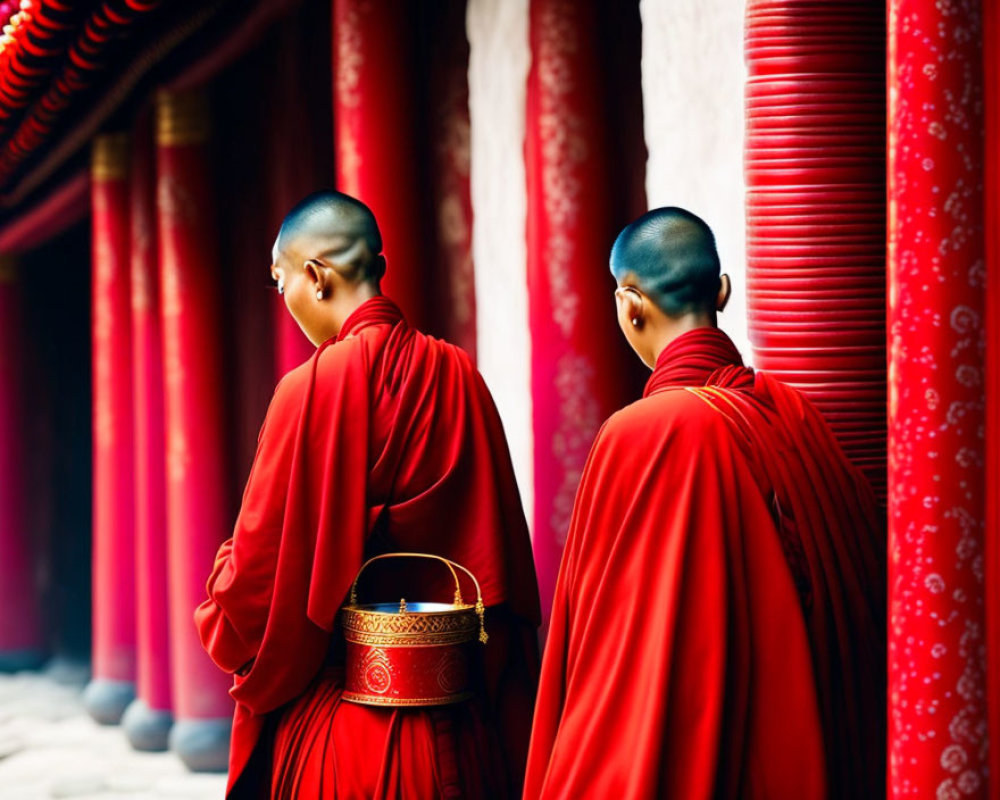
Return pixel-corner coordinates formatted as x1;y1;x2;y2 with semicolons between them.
276;279;284;295
631;318;639;327
316;290;324;300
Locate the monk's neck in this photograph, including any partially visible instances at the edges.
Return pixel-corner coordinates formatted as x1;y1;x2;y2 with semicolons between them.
648;313;717;367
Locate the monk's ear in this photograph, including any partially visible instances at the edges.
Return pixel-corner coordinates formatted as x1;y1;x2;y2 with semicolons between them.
615;286;644;329
717;274;732;313
304;258;331;298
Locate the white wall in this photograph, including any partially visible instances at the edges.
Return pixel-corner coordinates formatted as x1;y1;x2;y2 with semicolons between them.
640;0;751;363
466;0;535;522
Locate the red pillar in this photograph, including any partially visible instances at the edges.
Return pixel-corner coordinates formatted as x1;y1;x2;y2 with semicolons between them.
744;0;888;500
84;133;137;724
155;89;233;771
888;1;988;795
426;0;477;358
332;0;430;331
525;0;640;632
985;1;1000;791
121;116;174;752
0;256;44;671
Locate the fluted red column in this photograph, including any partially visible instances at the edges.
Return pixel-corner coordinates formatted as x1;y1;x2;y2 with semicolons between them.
526;0;638;631
0;256;43;671
332;0;430;330
84;133;137;724
888;1;988;796
121;116;174;752
155;90;232;771
744;0;888;500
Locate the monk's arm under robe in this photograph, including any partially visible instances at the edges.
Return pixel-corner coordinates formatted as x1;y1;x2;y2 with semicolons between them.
196;341;372;716
523;392;826;800
195;372;306;675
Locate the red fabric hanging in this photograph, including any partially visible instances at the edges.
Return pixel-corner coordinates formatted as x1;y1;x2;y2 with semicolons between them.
332;0;430;332
90;132;137;695
888;1;988;795
744;0;888;500
154;89;234;724
0;259;43;661
525;0;643;633
128;113;172;715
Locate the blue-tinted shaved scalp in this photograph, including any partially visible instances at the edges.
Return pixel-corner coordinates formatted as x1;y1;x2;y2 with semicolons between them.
276;190;383;280
610;207;721;315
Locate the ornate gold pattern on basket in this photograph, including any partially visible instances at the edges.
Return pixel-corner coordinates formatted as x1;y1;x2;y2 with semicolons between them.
340;690;474;707
340;552;486;707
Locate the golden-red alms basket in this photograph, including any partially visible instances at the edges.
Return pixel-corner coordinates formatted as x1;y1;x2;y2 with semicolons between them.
340;552;488;707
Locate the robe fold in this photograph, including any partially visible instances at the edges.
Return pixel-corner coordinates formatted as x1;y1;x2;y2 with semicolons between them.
195;296;540;799
523;327;885;800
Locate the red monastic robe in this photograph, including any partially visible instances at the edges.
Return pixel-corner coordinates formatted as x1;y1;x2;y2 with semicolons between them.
523;328;885;799
196;297;540;799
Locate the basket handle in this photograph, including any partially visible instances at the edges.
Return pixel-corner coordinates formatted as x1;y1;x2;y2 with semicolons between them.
348;552;488;643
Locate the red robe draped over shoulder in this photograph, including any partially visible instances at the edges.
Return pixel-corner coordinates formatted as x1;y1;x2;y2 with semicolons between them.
523;327;885;799
195;297;540;799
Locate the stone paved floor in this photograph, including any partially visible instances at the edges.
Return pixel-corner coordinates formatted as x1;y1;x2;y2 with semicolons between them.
0;664;226;800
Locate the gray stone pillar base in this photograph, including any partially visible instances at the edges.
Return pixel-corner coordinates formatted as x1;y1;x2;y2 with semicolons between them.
170;717;231;773
122;698;173;752
82;678;136;725
0;649;45;673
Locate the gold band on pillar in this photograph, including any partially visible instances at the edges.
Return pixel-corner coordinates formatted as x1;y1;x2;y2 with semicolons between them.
92;133;131;181
156;90;211;147
0;255;16;284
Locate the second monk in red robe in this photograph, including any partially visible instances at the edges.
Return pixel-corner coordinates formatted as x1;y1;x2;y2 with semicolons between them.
196;191;540;799
523;207;885;799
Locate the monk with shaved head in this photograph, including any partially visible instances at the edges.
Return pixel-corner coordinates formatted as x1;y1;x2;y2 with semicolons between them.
524;207;885;798
197;191;540;799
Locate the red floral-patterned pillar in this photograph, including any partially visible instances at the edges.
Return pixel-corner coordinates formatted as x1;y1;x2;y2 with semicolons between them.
332;0;430;331
526;0;637;631
982;0;999;791
0;256;44;671
121;116;174;752
84;133;137;725
155;90;232;771
888;1;988;796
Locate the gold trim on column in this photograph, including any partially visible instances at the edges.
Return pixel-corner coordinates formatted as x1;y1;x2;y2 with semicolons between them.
156;89;211;146
92;133;130;181
0;255;17;284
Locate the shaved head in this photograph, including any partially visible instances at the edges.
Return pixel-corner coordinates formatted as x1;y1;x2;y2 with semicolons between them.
274;190;384;283
610;207;721;316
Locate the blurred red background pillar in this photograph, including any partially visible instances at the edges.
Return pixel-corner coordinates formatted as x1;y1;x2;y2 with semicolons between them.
0;256;44;671
155;89;233;771
121;115;174;752
84;133;138;725
332;0;430;331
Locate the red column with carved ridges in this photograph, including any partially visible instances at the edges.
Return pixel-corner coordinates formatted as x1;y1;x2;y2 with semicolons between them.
83;132;138;725
155;89;233;772
121;114;174;752
0;256;44;671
